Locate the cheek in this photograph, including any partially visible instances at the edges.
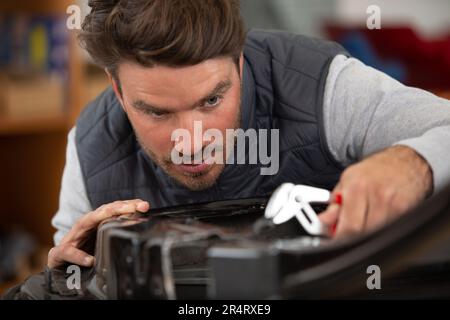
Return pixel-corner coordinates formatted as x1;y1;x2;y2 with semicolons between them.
205;91;240;131
128;112;174;153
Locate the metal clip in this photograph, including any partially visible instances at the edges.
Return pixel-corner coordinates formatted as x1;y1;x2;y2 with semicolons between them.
265;183;331;236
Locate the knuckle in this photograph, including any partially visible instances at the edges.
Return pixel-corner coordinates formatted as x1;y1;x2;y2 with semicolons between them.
381;187;396;205
345;179;367;194
98;202;118;213
391;198;409;215
99;205;115;216
341;223;360;235
58;242;71;252
355;179;368;191
105;205;114;213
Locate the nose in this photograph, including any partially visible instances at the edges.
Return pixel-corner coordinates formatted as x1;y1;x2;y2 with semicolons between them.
173;116;205;159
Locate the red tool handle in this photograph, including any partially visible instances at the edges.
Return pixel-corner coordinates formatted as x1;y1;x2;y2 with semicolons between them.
330;192;343;236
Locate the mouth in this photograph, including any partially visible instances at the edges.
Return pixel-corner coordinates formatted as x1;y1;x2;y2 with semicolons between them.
174;161;212;175
171;149;221;176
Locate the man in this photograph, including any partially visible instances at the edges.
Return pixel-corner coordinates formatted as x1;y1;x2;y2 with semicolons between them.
48;0;450;269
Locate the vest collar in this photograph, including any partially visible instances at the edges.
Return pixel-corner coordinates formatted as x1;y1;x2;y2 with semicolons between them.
240;57;257;131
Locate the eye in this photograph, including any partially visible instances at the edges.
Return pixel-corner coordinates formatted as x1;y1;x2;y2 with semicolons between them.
142;109;168;119
204;95;222;108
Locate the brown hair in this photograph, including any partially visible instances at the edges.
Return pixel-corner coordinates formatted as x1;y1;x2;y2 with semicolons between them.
79;0;246;80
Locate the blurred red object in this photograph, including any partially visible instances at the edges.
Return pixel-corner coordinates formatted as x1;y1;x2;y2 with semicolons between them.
324;25;450;91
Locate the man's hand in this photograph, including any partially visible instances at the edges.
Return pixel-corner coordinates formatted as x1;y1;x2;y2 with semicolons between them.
320;145;433;239
47;199;150;269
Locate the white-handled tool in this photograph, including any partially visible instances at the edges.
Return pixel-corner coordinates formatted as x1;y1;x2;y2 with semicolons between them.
265;183;332;237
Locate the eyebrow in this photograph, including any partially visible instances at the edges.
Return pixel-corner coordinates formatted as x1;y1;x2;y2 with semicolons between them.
131;79;233;114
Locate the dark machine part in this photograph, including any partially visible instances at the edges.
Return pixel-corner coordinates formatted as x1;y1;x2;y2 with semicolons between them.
86;189;450;300
89;198;333;299
280;184;450;299
208;186;450;299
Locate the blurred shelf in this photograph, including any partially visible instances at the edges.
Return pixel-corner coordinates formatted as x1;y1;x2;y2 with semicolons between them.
0;114;69;136
0;0;86;131
0;280;18;296
0;0;73;14
0;73;108;137
0;0;83;272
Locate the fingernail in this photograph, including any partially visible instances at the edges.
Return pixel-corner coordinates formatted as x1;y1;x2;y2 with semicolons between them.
84;256;94;266
137;202;149;212
116;202;128;209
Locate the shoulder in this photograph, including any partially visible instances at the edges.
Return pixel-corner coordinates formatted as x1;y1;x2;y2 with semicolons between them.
244;29;348;76
76;87;128;142
75;87;137;178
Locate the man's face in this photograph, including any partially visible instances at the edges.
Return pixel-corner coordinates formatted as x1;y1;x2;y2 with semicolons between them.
112;56;243;191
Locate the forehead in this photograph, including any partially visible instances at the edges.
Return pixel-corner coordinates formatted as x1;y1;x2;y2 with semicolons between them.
118;57;236;108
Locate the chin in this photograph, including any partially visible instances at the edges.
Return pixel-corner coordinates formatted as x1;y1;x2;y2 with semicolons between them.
166;163;225;191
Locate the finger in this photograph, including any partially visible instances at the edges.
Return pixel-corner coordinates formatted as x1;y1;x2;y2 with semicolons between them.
96;199;150;221
63;199;150;244
136;201;150;213
78;200;148;233
319;185;344;235
365;192;389;232
320;188;344;226
319;204;340;237
335;188;369;238
47;245;95;269
319;203;340;227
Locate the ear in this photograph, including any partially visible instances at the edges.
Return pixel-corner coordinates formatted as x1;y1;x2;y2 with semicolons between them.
105;68;126;112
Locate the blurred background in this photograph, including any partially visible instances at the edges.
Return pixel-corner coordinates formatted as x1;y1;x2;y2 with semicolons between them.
0;0;449;294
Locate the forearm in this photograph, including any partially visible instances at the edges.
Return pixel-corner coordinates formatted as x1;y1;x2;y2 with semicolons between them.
371;145;433;198
393;125;450;194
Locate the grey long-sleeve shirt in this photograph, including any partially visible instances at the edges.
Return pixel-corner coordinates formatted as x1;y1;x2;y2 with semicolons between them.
51;55;450;245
